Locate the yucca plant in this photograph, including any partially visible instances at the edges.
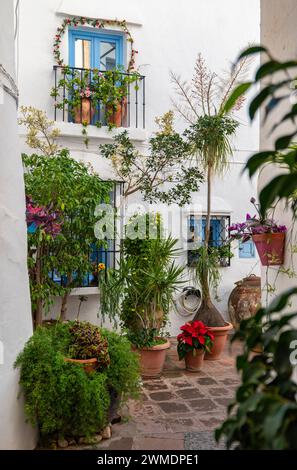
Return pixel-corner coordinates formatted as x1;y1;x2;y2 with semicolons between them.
100;214;185;346
171;53;251;326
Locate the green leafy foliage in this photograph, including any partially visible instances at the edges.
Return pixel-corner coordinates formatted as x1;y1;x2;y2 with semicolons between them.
100;115;204;205
222;46;297;216
100;214;185;345
185;114;239;173
101;329;140;399
23;149;111;323
193;246;224;302
51;65;140;132
14;324;110;438
121;217;185;337
216;288;297;450
15;322;140;439
215;45;297;451
127;329;168;349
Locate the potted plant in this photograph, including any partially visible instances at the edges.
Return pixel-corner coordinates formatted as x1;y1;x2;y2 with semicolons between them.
177;320;214;371
73;86;95;124
98;67;139;127
229;198;287;266
52;66;140;129
64;321;110;373
171;54;252;359
100;213;185;377
14;322;140;446
129;330;171;378
123;222;185;377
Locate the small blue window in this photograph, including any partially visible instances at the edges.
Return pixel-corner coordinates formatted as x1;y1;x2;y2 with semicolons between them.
187;215;230;267
69;28;123;70
239;240;255;258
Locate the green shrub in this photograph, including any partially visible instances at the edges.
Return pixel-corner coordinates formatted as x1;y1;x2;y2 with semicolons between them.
101;329;140;400
15;322;140;439
216;288;297;450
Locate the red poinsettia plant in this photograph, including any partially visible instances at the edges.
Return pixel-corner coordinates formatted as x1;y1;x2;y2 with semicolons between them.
177;320;214;360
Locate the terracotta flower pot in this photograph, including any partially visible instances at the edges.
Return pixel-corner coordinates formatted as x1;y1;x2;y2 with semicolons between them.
184;349;205;371
106;97;127;127
74;97;95;124
64;357;98;374
134;339;170;378
252;232;285;266
204;322;233;361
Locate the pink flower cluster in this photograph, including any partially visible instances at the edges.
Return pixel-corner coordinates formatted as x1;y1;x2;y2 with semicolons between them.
26;197;63;237
80;87;95;99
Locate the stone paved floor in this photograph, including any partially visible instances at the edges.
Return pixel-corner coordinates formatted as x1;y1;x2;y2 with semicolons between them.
95;337;242;450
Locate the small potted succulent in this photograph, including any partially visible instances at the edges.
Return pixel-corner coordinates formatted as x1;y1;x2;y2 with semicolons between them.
64;321;110;373
229;198;287;266
177;320;214;371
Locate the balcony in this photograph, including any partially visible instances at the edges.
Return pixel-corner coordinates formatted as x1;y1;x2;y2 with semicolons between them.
52;65;146;131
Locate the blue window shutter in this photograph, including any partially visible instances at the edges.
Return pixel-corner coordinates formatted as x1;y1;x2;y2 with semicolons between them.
210;219;220;247
239;240;255;258
201;218;220;247
69;29;123;69
198;218;204;244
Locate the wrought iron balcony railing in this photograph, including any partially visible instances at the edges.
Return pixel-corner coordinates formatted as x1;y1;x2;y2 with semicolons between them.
53;65;146;129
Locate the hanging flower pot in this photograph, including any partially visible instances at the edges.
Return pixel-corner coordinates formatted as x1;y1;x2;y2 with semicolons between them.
252;232;286;266
74;97;95;124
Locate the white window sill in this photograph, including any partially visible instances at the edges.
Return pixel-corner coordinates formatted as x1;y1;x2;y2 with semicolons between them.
70;287;99;296
55;121;147;143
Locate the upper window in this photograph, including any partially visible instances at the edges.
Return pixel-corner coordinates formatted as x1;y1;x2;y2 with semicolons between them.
69;29;124;70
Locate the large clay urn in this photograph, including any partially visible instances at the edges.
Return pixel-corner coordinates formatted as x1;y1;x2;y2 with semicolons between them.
228;274;261;330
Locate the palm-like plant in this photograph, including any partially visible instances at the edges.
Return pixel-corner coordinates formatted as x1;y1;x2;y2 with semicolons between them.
171;53;250;326
100;215;185;344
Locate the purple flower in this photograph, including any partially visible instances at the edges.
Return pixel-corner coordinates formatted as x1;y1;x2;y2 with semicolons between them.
277;225;287;233
26;196;63;237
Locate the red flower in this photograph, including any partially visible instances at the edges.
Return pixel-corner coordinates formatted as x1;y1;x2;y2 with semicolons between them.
177;319;214;353
184;336;193;346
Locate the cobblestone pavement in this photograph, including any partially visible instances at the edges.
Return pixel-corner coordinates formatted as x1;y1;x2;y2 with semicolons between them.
95;337;242;450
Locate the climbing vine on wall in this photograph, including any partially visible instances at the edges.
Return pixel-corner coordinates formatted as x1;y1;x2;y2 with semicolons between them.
53;16;138;71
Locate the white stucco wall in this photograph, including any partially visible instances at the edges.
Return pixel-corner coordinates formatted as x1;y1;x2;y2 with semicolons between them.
0;0;36;450
17;0;261;334
260;0;297;309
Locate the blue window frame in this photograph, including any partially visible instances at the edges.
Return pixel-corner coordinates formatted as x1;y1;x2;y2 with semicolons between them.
69;28;124;70
48;184;121;288
188;214;231;267
239;240;255;258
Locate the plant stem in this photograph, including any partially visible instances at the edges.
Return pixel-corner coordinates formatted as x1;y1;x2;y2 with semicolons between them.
35;244;43;327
